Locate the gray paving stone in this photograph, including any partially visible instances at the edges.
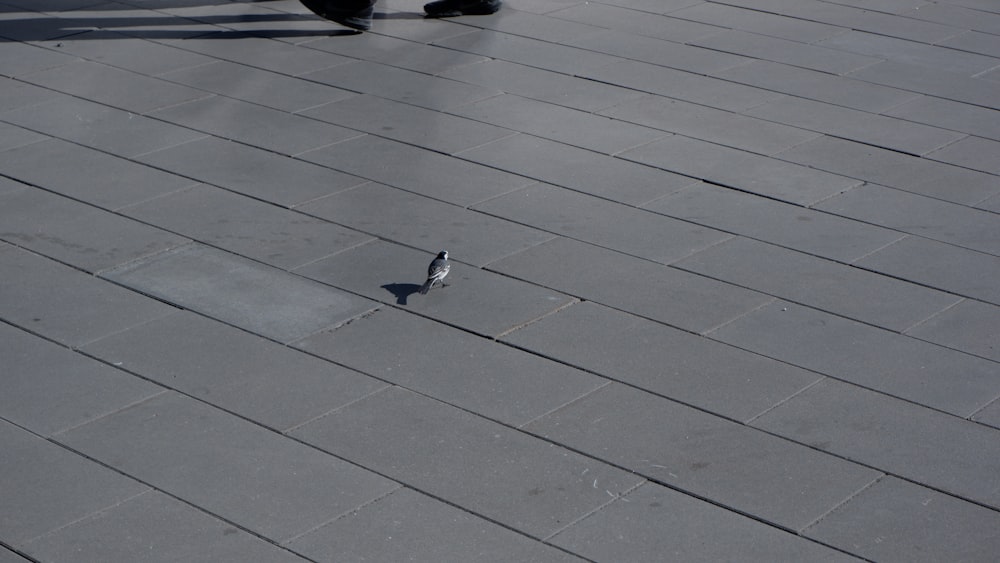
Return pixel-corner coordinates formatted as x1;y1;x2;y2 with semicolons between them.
714;60;919;113
450;93;667;155
0;419;149;546
138;136;367;207
550;482;859;563
0;79;62;113
300;60;499;111
693;29;881;75
121;184;373;270
299;134;532;207
293;240;574;338
294;307;604;427
815;183;1000;256
488;237;772;334
926;135;1000;176
0;245;177;347
0;547;29;563
290;386;645;539
156;32;352;76
57;392;399;542
675;237;961;331
0;138;198;210
567;30;750;74
818;30;1000;76
148;95;361;155
472;183;731;264
0;322;163;437
848;61;1000;108
0;40;79;77
752;378;1000;510
502;301;821;422
525;383;880;531
303;32;489;75
301;93;514;155
583;59;783;112
882;95;1000;141
463;9;607;44
644;182;904;262
20;59;209;114
742;95;965;155
22;490;308;563
905;299;1000;363
550;2;724;42
974;400;1000;430
805;477;1000;563
288;487;584;563
856;236;1000;305
710;301;1000;416
102;243;378;343
36;30;215;76
0;122;48;152
440;59;645;113
159;59;355;113
601;94;821;156
938;29;1000;59
432;29;623;75
297;183;552;267
457;134;696;206
777;136;1000;205
1;94;207;157
0;185;190;272
902;1;1000;34
668;2;848;43
80;310;387;432
621;135;860;205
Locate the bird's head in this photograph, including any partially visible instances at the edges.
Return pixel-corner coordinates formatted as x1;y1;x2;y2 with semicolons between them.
438;250;448;260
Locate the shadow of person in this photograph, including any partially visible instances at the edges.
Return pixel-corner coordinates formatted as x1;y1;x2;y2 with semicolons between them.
381;283;422;305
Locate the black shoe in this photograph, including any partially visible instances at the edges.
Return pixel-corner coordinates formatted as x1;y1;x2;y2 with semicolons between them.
424;0;501;17
300;0;374;31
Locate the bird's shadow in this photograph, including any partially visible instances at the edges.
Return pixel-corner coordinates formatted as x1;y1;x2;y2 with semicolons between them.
382;283;422;305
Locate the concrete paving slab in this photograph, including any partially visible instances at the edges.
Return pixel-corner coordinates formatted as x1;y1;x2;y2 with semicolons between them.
293;240;574;337
742;95;965;156
297;183;552;267
472;183;731;264
905;299;1000;363
502;301;821;422
0;138;198;210
938;29;1000;58
102;243;378;342
148;95;362;155
0;122;48;152
0;244;177;347
644;182;904;263
711;301;1000;416
488;237;772;334
0;547;30;563
675;236;961;331
293;307;605;427
668;2;848;43
458;134;696;206
301;93;514;155
155;32;353;76
815;183;1000;256
692;29;882;75
0;80;62;113
621;135;861;205
752;378;1000;510
0;322;163;437
805;476;1000;563
80;310;387;432
451;93;667;155
567;30;750;74
902;1;1000;34
601;94;821;156
0;419;149;547
818;29;1000;76
299;134;532;207
56;392;399;542
458;8;607;44
549;482;859;562
777;135;1000;205
34;30;216;76
0;185;190;273
926;135;1000;175
974;399;1000;430
290;386;645;539
121;184;374;269
302;32;489;75
22;490;309;563
137;136;367;207
549;2;724;42
883;95;1000;141
288;487;584;562
524;383;881;531
848;60;1000;107
432;29;623;75
856;236;1000;305
0;40;79;77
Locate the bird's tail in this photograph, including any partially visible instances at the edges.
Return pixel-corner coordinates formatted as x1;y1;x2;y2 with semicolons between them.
419;280;432;294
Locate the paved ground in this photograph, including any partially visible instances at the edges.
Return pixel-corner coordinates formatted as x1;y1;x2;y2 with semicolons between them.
2;0;999;561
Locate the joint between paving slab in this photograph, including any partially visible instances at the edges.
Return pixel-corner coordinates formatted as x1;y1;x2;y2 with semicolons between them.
279;483;406;545
541;479;648;543
20;488;156;548
744;375;829;426
799;473;887;535
493;296;581;340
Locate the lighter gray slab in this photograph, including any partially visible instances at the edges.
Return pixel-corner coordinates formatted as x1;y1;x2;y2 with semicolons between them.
57;392;398;542
551;482;859;563
502;301;821;422
525;383;880;531
926;135;1000;176
293;240;574;338
35;30;214;76
710;301;1000;416
883;95;1000;142
301;32;489;75
818;30;1000;75
80;311;387;432
848;60;1000;107
155;33;351;76
692;29;881;74
752;378;1000;510
0;40;79;76
432;29;623;75
905;299;1000;362
567;30;750;74
668;2;848;43
102;243;378;343
291;386;645;539
550;2;725;42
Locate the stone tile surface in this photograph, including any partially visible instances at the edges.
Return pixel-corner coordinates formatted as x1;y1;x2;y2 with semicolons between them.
905;299;1000;362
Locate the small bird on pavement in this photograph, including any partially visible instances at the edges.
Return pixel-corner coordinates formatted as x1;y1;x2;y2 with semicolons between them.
419;250;450;294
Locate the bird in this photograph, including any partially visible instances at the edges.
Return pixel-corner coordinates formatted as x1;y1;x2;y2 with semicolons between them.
419;250;450;294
